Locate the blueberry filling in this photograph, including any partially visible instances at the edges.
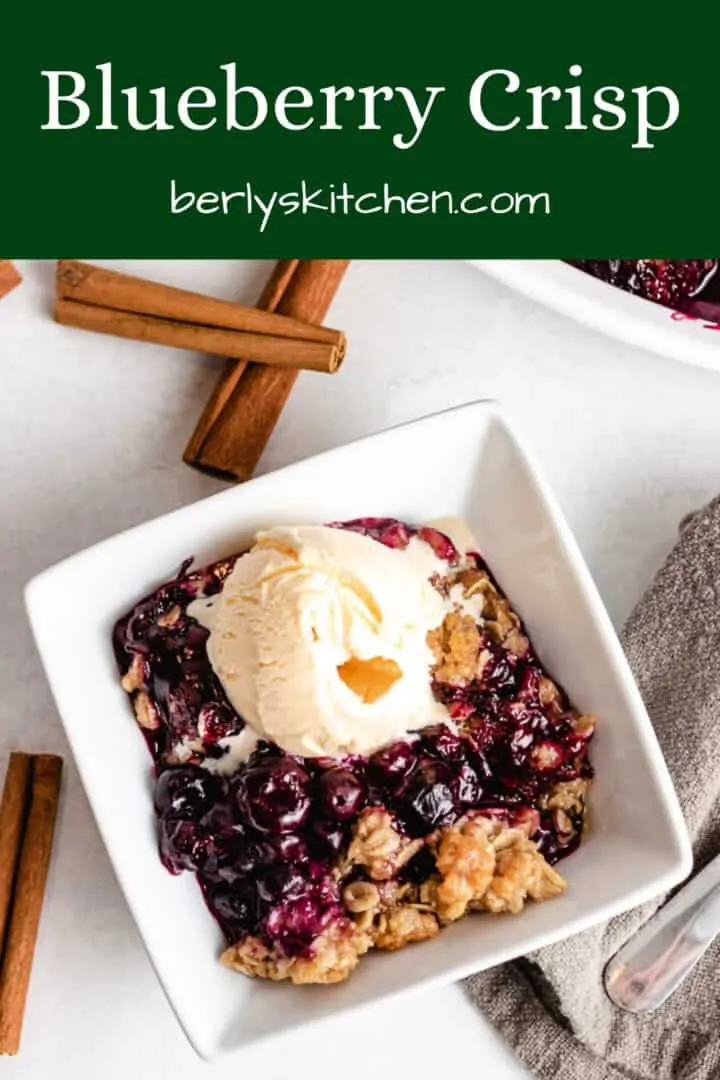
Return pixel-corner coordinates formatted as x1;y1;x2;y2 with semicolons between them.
569;258;720;319
115;518;594;958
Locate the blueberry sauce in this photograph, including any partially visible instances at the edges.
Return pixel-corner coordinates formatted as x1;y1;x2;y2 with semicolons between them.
569;258;720;317
114;518;594;958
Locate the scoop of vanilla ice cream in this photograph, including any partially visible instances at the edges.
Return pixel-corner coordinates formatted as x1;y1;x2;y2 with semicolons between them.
189;524;450;758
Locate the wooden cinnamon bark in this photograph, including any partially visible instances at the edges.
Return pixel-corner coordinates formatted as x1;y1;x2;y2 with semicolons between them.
183;260;301;463
0;261;21;300
184;260;350;480
56;260;344;348
54;298;344;373
0;753;32;955
0;755;63;1056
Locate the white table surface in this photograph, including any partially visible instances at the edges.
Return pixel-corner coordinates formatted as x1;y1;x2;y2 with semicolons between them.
3;259;720;1078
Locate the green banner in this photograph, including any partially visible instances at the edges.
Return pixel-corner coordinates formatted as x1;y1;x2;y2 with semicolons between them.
2;3;718;255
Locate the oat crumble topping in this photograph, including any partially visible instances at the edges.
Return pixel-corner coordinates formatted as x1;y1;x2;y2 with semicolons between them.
428;611;481;685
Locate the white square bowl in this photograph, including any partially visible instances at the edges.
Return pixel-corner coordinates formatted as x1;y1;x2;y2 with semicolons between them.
25;400;691;1061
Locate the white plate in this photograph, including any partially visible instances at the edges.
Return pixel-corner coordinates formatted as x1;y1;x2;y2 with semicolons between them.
472;260;720;371
25;401;691;1061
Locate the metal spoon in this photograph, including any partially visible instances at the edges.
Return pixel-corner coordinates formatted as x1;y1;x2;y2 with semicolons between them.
604;853;720;1013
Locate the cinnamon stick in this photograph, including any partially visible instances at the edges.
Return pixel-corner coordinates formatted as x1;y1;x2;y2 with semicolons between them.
0;754;32;956
54;298;345;374
184;260;350;480
56;260;344;349
183;259;300;464
0;754;63;1056
0;261;21;300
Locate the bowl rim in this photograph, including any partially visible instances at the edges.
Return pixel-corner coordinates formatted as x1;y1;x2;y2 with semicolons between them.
471;260;720;373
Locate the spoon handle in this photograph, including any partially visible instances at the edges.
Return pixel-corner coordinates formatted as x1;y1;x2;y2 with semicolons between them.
604;853;720;1013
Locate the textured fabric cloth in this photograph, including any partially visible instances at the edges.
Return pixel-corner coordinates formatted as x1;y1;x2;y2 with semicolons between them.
466;497;720;1080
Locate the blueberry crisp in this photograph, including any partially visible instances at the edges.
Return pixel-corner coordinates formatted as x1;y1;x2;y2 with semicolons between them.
114;517;595;984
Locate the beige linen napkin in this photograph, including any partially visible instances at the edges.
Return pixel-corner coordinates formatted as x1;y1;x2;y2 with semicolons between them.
466;497;720;1080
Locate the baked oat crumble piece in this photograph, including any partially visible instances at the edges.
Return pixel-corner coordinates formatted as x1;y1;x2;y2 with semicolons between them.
221;922;371;985
573;715;596;738
444;562;529;654
342;880;381;915
530;741;564;771
503;628;529;657
540;777;590;845
432;817;496;923
539;676;562;706
475;835;566;915
540;777;590;815
428;612;481;685
345;809;422;880
483;592;520;644
290;922;371;984
417;815;567;922
372;906;439;951
221;936;291;981
453;567;491;600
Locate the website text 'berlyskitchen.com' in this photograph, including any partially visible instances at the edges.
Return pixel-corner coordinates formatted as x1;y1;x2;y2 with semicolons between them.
169;180;551;233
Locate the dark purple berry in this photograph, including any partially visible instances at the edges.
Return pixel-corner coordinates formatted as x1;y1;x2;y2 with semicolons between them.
208;884;261;933
509;725;535;766
198;702;240;743
212;859;246;887
555;760;582;782
422;725;463;762
231;832;308;876
402;761;456;831
369;741;416;787
158;815;219;874
264;895;333;954
452;762;483;806
483;653;516;694
246;741;282;768
571;259;718;309
467;715;506;751
316;768;366;821
154;766;219;819
497;769;541;803
272;833;308;864
200;800;238;839
309;819;347;859
231;839;275;875
236;759;310;834
256;866;307;904
399;847;437;883
516;664;541;703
